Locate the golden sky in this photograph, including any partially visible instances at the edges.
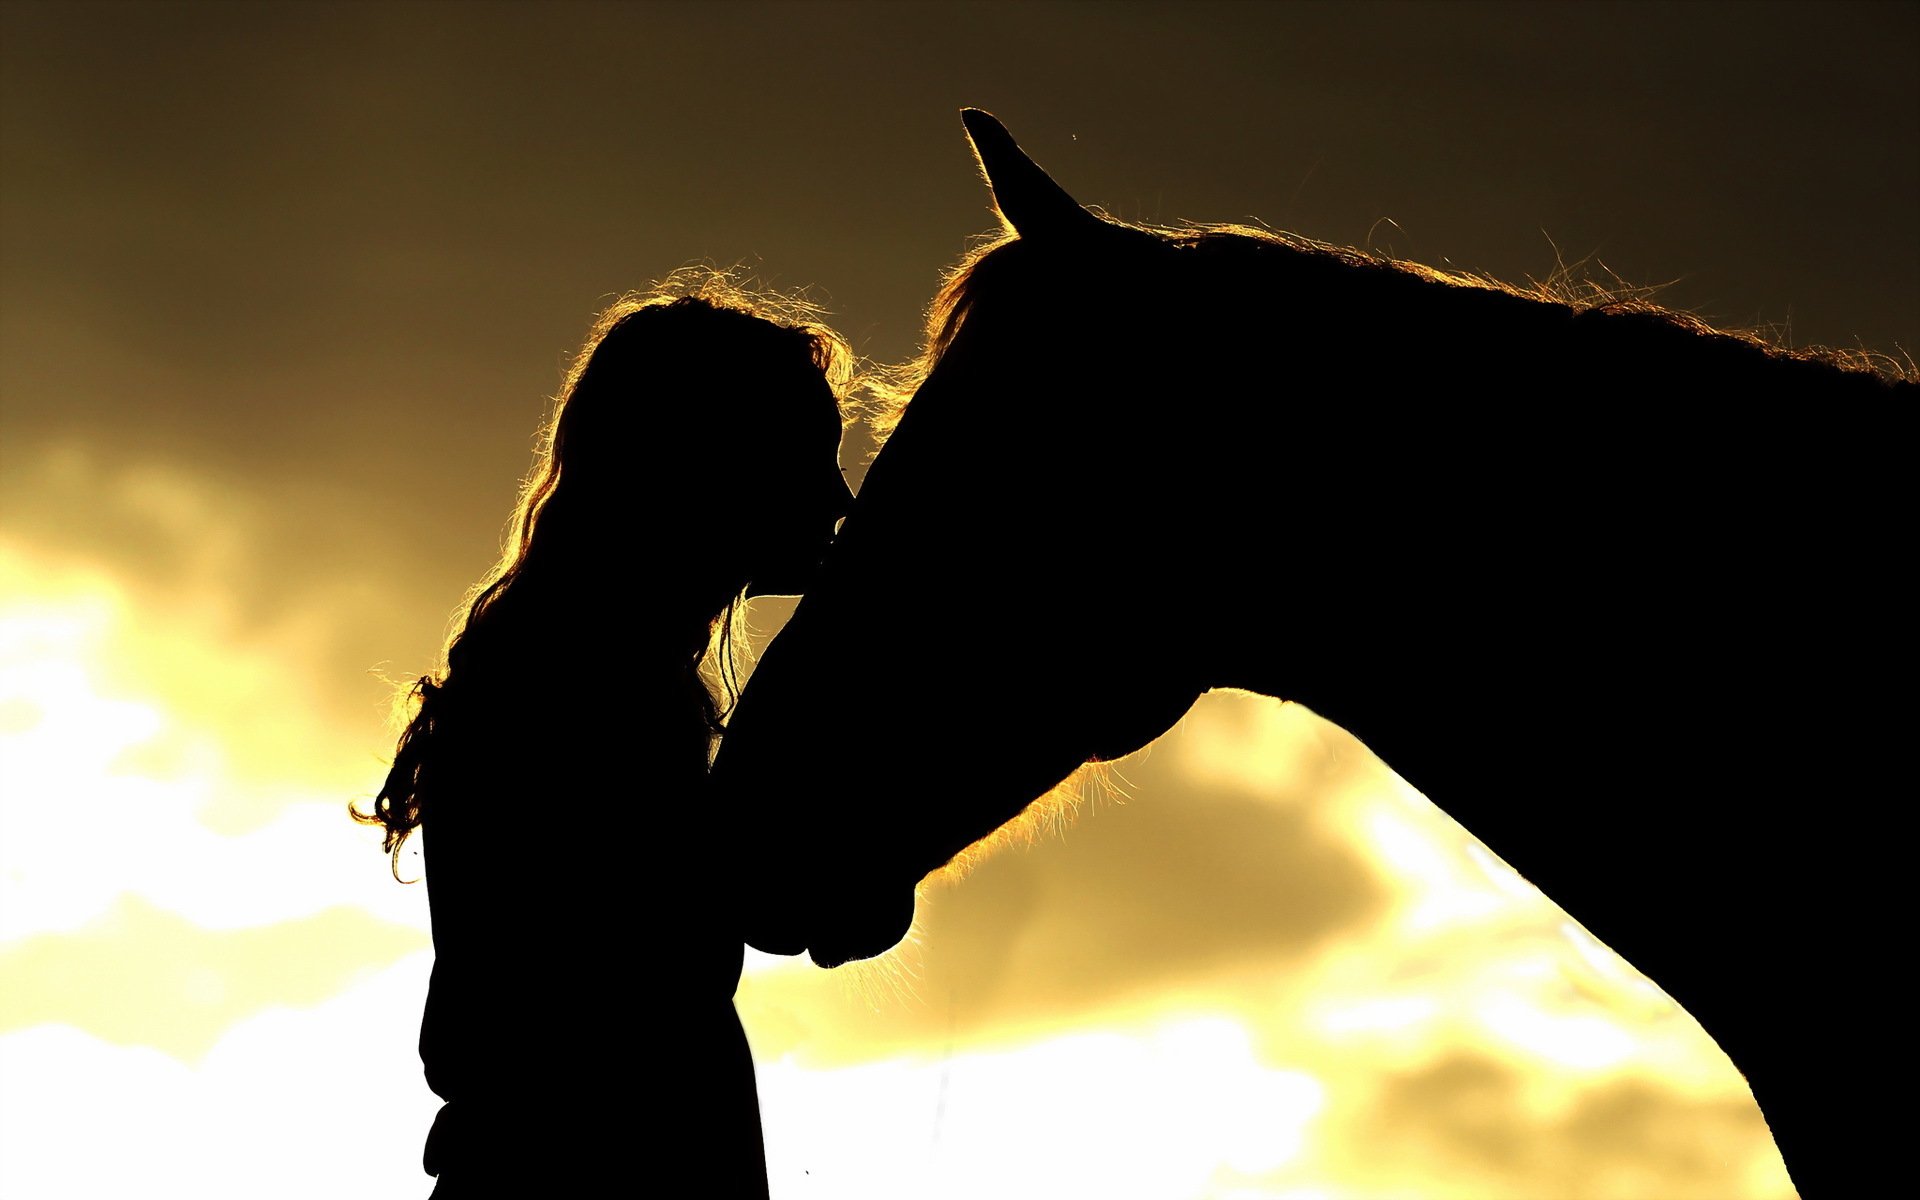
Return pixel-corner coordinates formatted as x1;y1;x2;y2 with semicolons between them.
3;2;1913;1196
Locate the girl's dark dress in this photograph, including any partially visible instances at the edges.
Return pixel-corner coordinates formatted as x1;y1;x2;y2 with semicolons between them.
415;647;768;1196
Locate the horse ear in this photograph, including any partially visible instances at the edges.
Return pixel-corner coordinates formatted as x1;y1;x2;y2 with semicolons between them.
961;108;1102;240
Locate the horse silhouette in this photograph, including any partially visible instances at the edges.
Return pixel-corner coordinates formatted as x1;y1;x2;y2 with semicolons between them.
712;110;1912;1195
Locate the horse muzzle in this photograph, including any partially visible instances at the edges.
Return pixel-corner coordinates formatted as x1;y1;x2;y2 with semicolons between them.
743;869;918;969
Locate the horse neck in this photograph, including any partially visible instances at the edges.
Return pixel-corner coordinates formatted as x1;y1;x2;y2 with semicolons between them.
1178;263;1910;731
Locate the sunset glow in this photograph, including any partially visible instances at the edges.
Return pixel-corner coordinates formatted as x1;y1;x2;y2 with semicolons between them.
2;559;1795;1197
7;2;1902;1195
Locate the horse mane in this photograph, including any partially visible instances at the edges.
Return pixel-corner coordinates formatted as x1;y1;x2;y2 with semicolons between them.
857;215;1912;882
870;219;1914;437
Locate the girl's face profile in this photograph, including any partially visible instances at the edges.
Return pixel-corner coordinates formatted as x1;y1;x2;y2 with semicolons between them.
742;376;853;599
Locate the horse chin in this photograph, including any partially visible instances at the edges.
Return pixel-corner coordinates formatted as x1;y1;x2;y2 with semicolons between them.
805;881;918;969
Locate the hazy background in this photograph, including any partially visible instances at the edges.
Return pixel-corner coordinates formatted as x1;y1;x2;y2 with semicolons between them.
3;2;1911;1196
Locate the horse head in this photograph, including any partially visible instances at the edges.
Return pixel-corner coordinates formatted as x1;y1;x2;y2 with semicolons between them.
711;112;1231;967
711;110;1910;1195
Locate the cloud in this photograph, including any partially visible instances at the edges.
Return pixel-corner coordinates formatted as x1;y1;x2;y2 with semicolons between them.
0;448;462;795
0;894;427;1061
734;692;1791;1195
1353;1052;1793;1199
0;954;439;1200
757;1016;1327;1200
739;693;1396;1064
0;558;431;938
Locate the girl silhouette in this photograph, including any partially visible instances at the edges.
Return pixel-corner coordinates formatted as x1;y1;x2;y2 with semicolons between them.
356;277;855;1196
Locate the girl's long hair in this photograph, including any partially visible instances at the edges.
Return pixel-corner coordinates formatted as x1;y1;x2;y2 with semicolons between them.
354;271;853;874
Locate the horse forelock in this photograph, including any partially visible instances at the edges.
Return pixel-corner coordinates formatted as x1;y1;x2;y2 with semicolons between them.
866;229;1020;443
